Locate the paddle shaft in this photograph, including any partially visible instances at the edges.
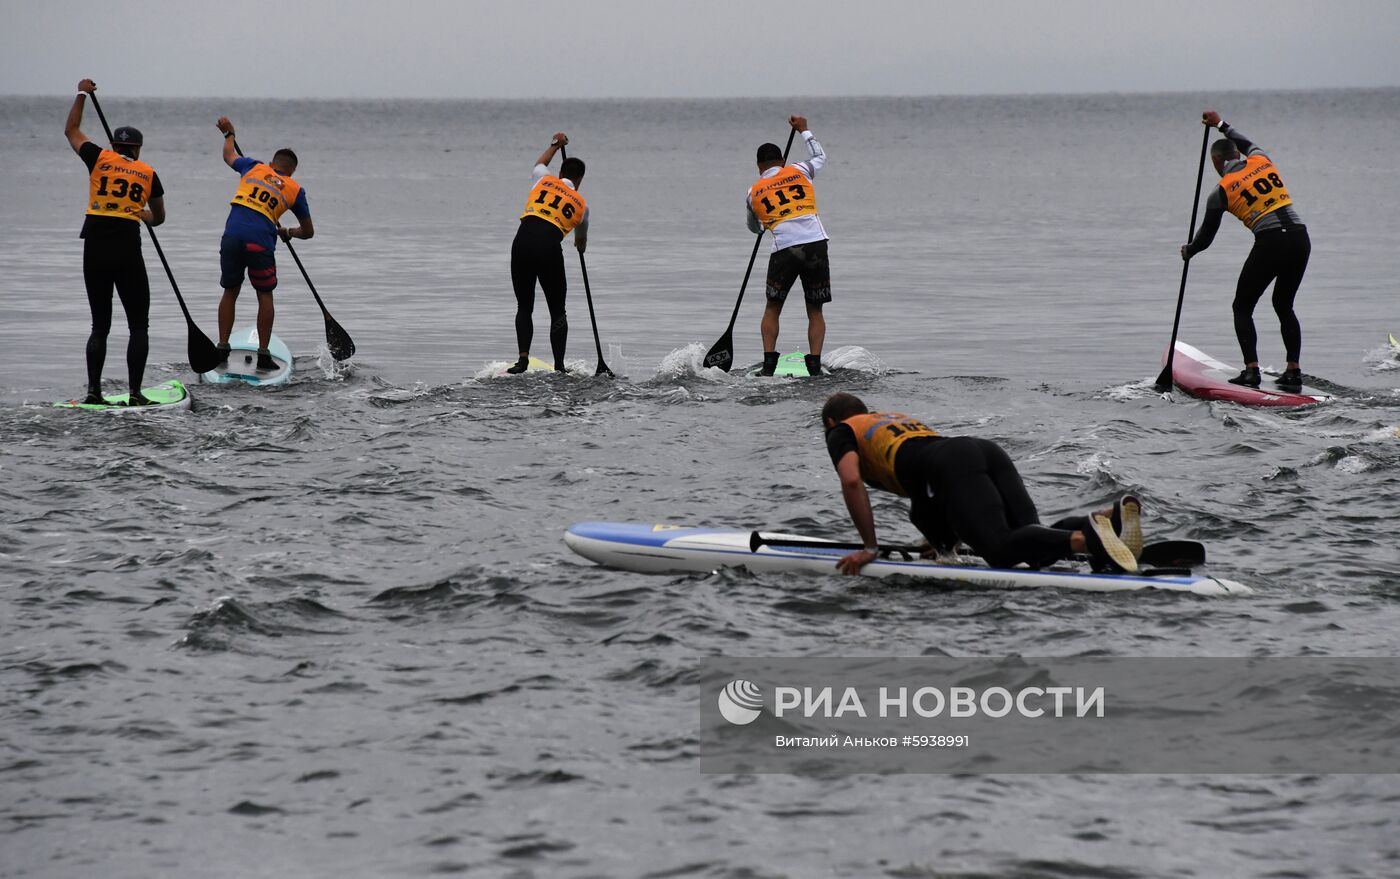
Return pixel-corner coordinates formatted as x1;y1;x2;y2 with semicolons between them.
231;138;354;360
1155;123;1213;391
703;126;798;371
558;145;611;375
87;91;219;373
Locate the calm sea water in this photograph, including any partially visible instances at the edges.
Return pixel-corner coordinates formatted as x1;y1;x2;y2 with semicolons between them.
2;91;1399;878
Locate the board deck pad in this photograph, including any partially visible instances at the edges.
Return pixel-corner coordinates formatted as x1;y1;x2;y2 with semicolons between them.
1168;341;1329;407
564;522;1250;596
750;352;819;377
200;328;293;386
494;356;561;377
52;379;191;412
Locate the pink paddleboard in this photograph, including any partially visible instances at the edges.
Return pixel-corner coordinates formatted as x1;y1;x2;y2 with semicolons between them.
1167;341;1330;407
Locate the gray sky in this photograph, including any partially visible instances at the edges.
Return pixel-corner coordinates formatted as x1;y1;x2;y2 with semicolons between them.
5;0;1398;99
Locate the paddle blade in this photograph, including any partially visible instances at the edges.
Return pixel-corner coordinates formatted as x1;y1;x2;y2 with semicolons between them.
187;329;223;374
595;362;613;377
1153;364;1174;392
1139;540;1206;569
324;315;356;361
703;332;734;373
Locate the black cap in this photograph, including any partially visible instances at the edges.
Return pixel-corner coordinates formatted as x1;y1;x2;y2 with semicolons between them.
112;126;143;146
756;142;782;164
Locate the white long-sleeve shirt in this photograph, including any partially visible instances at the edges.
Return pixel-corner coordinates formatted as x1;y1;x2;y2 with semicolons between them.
744;130;827;252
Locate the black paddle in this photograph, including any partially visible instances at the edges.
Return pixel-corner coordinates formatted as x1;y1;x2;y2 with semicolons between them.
1154;121;1213;392
558;145;611;376
751;531;1207;569
88;90;221;375
702;126;799;373
230;138;355;361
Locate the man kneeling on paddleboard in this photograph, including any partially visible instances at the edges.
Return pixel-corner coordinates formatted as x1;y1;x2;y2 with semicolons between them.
821;393;1141;576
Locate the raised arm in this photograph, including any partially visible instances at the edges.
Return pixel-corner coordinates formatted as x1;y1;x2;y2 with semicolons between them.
1204;110;1265;158
534;132;568;169
65;79;97;154
789;115;825;178
215;117;240;167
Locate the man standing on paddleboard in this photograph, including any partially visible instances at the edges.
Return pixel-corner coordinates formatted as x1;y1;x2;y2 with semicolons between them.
748;115;829;376
1181;111;1310;392
506;132;589;374
820;393;1142;576
213;117;313;372
65;79;167;406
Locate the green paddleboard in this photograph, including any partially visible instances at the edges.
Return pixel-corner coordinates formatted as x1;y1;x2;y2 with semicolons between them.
751;352;819;377
52;379;191;412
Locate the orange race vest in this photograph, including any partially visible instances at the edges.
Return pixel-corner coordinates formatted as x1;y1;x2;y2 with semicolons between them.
749;166;817;231
86;149;155;222
842;412;940;497
520;175;586;235
230;162;303;225
1219;154;1293;229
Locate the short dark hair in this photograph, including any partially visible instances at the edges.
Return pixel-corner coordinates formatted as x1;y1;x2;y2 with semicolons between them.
273;148;299;168
821;392;868;425
1210;139;1239;162
756;142;782;165
560;156;585;182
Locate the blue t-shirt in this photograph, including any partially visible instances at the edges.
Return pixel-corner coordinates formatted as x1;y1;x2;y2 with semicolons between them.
222;156;310;250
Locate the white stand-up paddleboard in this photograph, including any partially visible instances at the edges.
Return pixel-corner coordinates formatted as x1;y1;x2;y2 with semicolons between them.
201;327;293;386
565;522;1251;596
52;379;192;413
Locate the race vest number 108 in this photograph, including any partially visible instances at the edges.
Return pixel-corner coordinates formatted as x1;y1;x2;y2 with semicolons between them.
1220;154;1292;229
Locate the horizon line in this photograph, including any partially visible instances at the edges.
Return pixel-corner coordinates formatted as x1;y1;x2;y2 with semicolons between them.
5;84;1398;103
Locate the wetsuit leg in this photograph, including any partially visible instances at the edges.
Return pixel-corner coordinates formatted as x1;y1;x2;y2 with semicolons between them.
1232;237;1280;365
924;437;1074;569
1268;228;1310;363
510;226;539;353
112;246;151;393
82;238;116;391
538;243;568;367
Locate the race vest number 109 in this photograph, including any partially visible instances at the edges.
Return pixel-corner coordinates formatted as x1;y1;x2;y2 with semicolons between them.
1220;154;1293;229
230;162;303;225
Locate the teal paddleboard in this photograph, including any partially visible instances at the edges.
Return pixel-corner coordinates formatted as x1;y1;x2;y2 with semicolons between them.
751;352;819;377
53;379;191;412
200;327;293;386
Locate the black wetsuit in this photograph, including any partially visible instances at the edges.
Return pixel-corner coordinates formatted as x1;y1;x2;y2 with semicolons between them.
1183;124;1310;364
826;426;1076;569
510;215;568;366
78;141;163;394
